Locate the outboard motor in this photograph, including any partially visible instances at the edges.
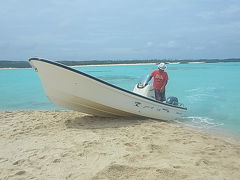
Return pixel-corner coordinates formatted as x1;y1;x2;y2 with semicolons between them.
166;96;178;106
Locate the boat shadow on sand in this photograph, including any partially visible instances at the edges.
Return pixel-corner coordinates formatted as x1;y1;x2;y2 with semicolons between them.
64;115;167;130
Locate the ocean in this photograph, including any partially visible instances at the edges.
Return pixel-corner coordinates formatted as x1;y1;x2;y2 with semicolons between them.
1;62;240;137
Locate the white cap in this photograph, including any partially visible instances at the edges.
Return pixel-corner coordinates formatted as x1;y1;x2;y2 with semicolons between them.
158;63;167;70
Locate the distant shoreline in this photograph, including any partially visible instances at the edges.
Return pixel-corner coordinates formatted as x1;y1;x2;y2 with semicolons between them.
1;58;240;69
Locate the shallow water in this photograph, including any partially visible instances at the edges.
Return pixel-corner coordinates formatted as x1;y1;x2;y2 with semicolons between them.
1;62;240;136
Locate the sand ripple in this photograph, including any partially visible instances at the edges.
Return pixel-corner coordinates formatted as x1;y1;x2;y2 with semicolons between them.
0;110;240;179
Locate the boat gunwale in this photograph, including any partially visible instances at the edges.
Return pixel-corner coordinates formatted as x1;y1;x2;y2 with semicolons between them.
29;57;187;110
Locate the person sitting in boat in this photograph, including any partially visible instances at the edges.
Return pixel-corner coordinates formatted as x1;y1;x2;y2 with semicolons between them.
145;63;168;102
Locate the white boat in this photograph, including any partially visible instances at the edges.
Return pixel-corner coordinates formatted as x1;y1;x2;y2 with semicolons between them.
29;58;187;121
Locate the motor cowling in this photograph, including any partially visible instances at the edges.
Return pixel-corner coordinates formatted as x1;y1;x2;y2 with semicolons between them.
166;96;178;106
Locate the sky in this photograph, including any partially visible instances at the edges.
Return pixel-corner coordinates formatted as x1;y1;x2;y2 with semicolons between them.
0;0;240;61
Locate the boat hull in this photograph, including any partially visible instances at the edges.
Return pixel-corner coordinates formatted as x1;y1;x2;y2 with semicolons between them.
29;58;187;121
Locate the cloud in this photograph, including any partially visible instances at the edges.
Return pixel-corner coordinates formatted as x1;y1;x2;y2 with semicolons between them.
197;4;240;19
1;0;240;60
193;46;205;51
146;41;153;47
159;41;177;48
221;4;240;16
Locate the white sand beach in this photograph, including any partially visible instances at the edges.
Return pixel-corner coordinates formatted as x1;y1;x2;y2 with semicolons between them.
72;62;156;68
0;110;240;180
187;62;206;64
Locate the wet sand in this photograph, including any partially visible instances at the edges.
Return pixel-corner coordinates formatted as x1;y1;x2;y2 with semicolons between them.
0;110;240;179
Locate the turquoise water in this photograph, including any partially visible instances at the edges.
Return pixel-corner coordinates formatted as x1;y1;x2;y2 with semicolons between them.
1;62;240;136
